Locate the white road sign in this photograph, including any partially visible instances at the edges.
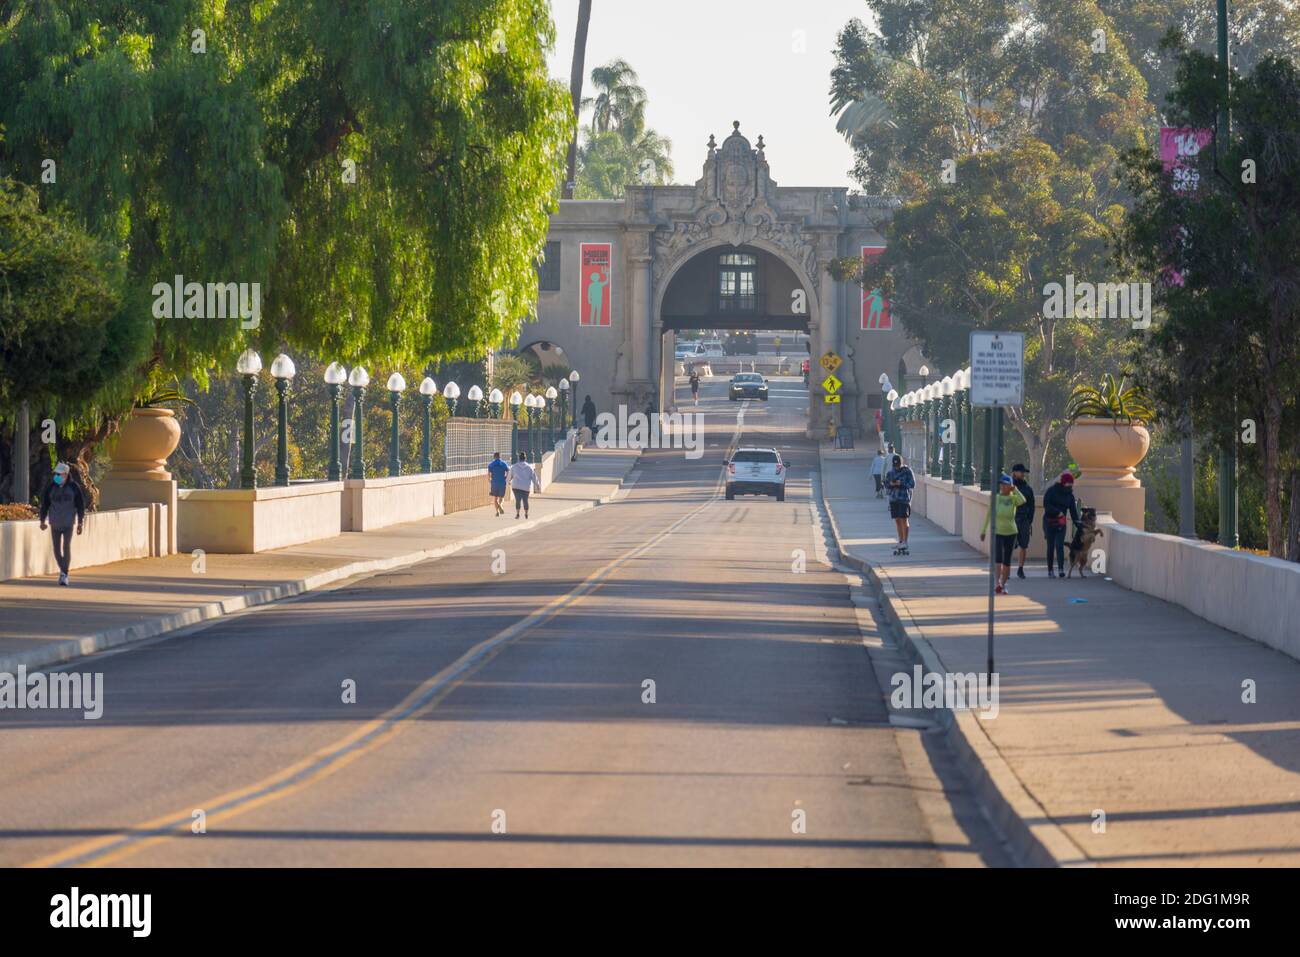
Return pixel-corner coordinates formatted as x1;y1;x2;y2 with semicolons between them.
969;331;1024;407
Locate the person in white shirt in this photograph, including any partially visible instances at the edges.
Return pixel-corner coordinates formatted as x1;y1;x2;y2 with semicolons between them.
507;451;542;519
870;450;888;498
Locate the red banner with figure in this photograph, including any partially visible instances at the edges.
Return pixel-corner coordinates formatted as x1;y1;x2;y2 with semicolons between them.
861;245;891;330
580;243;612;327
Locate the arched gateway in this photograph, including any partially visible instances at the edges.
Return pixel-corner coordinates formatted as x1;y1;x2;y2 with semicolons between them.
521;122;917;439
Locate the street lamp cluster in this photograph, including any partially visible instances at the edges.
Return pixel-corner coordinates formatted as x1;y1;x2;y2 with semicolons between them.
233;349;580;490
887;367;987;489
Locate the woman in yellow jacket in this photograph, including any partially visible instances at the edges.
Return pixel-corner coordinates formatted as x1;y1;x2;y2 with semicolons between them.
981;473;1027;595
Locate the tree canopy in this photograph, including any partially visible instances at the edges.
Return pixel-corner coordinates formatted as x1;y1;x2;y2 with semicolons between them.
0;0;573;435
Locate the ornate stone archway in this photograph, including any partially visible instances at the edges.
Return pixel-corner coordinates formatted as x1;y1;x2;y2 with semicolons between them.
527;121;907;439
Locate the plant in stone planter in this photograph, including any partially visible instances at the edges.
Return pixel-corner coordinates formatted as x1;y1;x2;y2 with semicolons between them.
1065;374;1155;425
1064;374;1153;495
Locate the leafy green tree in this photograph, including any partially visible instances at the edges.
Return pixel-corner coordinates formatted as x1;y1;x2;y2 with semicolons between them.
831;0;1150;199
0;0;571;487
1117;51;1300;558
838;142;1133;485
0;176;144;498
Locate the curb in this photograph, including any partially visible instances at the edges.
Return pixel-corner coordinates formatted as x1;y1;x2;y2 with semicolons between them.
816;445;1090;868
2;457;640;676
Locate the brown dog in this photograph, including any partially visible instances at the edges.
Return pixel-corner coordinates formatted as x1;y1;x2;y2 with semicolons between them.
1067;507;1104;578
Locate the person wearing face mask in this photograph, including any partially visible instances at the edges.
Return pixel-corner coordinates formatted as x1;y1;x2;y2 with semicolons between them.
38;462;86;586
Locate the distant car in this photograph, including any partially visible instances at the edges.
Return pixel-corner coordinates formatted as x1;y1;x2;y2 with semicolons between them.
676;341;705;361
726;447;786;501
728;372;768;401
701;339;726;358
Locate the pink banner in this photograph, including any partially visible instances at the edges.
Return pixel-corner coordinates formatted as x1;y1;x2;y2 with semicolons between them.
861;245;891;331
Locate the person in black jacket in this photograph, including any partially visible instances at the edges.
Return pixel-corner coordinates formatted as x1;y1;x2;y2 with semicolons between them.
38;462;86;586
1040;471;1081;579
1011;464;1036;579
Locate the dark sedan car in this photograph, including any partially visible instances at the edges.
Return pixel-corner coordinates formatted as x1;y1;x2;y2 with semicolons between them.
728;373;769;401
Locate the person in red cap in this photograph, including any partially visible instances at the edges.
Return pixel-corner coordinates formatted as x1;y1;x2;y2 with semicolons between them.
1040;470;1081;578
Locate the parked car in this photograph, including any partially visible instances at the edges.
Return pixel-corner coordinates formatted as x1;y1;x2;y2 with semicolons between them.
725;447;786;501
728;372;769;401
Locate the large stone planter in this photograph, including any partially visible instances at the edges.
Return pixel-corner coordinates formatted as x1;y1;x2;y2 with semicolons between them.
1065;417;1150;487
1065;416;1151;530
109;407;182;481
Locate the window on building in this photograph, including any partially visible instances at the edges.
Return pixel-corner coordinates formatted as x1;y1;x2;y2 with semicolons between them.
537;241;561;292
718;253;758;313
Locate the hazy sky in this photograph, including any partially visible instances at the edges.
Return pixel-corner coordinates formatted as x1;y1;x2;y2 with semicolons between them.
546;0;872;189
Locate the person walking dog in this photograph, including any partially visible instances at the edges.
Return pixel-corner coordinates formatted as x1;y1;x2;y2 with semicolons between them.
1042;471;1081;579
981;473;1027;595
38;462;85;586
508;451;542;519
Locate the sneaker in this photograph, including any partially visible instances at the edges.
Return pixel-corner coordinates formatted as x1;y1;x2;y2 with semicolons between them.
1016;566;1026;579
58;573;68;586
995;583;1004;594
1058;571;1066;579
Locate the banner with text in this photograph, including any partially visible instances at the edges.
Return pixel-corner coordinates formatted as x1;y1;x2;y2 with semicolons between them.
861;245;891;331
580;243;613;327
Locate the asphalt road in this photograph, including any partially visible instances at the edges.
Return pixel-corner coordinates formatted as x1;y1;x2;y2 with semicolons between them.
0;377;1006;866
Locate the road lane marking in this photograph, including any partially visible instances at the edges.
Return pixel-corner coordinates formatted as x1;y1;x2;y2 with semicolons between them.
27;461;732;870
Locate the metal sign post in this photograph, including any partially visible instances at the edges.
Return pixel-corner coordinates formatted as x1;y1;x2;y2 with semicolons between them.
969;331;1024;676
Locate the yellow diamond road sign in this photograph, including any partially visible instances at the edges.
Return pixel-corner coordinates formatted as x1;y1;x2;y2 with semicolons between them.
824;394;841;404
820;351;842;373
822;373;842;395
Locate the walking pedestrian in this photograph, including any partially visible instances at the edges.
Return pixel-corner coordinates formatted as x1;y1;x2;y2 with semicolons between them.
884;454;915;555
1011;463;1036;579
980;472;1027;595
689;369;701;406
582;395;597;432
38;462;85;586
487;452;509;516
1041;471;1081;579
508;451;542;519
870;448;888;498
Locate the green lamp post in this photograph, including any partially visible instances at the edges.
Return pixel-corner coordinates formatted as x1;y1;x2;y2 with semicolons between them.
418;376;437;473
236;348;262;489
545;386;559;448
347;366;370;480
442;380;460;419
489;388;504;421
385;372;406;476
270;353;296;487
509;391;523;458
558;378;571;435
467;384;484;419
940;376;955;481
887;389;899;453
324;362;348;481
568;370;581;430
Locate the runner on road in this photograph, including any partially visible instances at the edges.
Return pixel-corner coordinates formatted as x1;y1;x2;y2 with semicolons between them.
689;369;701;406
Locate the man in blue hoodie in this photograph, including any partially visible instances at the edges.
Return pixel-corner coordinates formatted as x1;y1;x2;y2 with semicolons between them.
884;454;916;555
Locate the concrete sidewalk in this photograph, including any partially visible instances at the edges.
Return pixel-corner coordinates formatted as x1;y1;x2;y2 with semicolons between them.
1;448;640;674
821;448;1300;866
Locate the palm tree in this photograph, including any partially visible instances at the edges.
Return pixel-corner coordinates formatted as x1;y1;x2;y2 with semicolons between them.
584;59;647;136
563;0;593;200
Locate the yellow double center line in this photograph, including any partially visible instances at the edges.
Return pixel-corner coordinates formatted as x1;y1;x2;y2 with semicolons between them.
28;432;743;868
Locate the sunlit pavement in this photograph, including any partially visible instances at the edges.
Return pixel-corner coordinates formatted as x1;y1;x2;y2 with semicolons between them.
0;379;1006;867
